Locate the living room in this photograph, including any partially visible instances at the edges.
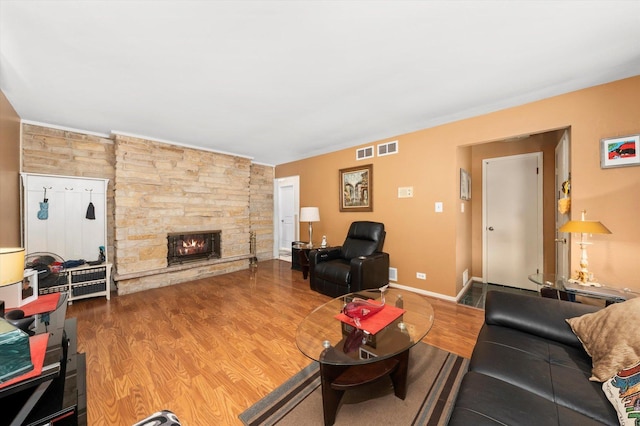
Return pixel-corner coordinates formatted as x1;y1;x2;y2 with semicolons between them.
1;2;640;425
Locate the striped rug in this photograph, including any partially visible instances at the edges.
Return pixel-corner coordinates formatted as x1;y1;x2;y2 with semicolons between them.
239;342;469;426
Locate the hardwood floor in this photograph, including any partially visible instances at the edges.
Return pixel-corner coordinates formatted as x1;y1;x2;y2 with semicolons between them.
66;260;484;425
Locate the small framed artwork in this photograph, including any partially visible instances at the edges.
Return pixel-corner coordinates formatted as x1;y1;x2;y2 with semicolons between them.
460;168;471;200
340;164;373;212
600;134;639;169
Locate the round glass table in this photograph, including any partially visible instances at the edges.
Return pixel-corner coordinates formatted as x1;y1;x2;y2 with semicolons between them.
296;288;434;425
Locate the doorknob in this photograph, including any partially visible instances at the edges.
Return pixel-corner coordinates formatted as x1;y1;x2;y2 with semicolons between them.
555;238;567;244
488;226;494;231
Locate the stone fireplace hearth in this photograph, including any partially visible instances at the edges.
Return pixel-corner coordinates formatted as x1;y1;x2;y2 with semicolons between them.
167;231;221;266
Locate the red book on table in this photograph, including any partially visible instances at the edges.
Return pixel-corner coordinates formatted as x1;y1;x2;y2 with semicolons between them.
335;302;406;335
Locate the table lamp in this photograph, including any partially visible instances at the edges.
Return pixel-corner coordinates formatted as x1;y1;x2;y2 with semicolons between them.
558;210;611;287
300;207;320;247
0;248;25;287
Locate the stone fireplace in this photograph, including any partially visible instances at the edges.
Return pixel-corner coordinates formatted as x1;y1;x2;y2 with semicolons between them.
167;231;221;266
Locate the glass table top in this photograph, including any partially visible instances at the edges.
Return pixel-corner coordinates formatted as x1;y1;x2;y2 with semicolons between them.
296;288;434;366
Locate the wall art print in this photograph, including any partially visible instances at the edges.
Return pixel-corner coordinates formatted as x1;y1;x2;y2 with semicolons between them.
601;134;639;169
340;164;372;212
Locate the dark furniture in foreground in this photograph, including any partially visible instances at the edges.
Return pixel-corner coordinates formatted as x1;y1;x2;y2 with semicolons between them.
1;293;86;426
308;221;389;298
449;291;617;425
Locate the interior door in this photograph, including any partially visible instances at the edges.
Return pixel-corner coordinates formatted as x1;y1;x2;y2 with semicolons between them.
274;176;299;259
483;153;543;291
555;130;570;279
278;185;295;251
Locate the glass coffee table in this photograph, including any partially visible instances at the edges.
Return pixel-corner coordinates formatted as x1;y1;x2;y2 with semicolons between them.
296;287;434;425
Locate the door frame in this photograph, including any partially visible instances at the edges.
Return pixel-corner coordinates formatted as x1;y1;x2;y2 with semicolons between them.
555;130;571;279
273;175;300;258
482;152;544;287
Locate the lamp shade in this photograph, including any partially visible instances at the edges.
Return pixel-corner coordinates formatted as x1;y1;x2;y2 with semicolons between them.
300;207;320;222
559;220;611;234
0;248;25;287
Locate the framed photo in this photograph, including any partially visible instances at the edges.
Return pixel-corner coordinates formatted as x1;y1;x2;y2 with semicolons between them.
460;168;471;200
340;164;372;212
601;134;639;169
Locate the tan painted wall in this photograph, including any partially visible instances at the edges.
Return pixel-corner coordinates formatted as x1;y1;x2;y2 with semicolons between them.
276;76;640;297
0;91;22;246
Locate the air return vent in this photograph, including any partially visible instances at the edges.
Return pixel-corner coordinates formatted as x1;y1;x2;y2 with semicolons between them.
356;146;374;160
378;140;398;157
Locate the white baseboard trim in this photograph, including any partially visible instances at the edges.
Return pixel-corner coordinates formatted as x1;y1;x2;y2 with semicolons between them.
389;282;458;303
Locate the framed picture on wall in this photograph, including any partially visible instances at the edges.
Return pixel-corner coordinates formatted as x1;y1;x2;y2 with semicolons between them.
339;164;373;212
600;134;639;169
460;168;471;200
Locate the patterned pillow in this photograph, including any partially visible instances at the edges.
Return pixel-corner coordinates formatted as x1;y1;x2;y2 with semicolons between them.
602;362;640;426
566;297;640;381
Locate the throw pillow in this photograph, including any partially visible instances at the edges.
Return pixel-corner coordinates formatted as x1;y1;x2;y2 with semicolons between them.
602;362;640;426
566;297;640;382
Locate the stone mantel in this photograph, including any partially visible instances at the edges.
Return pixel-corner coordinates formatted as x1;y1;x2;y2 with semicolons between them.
114;254;253;281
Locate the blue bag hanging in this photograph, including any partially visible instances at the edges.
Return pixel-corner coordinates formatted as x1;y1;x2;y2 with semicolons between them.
37;187;49;220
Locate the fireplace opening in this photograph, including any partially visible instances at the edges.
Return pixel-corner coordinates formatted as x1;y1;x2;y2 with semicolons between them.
167;231;221;266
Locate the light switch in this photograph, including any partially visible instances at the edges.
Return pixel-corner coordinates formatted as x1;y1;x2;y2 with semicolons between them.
461;203;465;213
435;202;443;212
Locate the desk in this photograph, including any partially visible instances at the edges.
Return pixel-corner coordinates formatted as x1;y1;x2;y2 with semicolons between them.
296;288;434;425
0;293;86;426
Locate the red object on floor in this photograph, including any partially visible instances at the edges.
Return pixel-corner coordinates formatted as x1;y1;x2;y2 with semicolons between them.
335;302;406;335
0;333;49;389
7;293;60;316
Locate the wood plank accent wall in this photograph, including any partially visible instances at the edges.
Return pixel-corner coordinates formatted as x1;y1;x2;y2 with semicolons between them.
21;124;275;295
21;124;116;260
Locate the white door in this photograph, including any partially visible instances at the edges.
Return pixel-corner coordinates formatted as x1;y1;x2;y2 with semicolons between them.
483;153;543;291
279;185;295;251
555;131;570;279
274;176;299;259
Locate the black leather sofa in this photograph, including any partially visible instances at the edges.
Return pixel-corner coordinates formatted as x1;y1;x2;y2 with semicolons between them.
308;221;389;298
449;291;618;425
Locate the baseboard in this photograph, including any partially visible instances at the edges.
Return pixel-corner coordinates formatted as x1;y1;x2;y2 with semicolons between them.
389;283;458;303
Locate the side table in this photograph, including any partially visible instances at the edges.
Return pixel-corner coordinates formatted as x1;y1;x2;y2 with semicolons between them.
291;242;313;279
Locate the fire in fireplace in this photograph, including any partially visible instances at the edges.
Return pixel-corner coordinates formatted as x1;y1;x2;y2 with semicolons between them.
167;231;221;266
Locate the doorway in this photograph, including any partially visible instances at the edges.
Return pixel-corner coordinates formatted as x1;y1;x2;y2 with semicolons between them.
274;176;300;261
483;153;543;291
555;130;571;279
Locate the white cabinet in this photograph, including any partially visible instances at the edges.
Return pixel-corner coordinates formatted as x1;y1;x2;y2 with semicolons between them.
21;173;110;302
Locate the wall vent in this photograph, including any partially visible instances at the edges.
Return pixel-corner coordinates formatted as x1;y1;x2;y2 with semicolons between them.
356;146;374;160
377;140;398;157
389;267;398;282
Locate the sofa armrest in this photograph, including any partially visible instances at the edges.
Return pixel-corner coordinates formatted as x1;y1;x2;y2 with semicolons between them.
484;291;601;348
309;247;342;267
349;252;390;291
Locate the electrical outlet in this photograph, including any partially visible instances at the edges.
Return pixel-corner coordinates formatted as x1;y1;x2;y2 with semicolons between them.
416;272;426;280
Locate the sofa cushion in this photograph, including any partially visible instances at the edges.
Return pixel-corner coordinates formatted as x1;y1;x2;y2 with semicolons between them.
313;260;351;285
449;372;611;426
566;297;640;381
484;290;598;348
470;325;616;424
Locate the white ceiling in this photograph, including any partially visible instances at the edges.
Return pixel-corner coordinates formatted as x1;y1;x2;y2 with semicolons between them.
1;1;640;166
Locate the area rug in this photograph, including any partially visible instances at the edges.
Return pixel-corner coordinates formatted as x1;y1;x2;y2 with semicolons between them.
239;342;469;426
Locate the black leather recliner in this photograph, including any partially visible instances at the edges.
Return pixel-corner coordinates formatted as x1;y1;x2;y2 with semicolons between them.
308;221;389;298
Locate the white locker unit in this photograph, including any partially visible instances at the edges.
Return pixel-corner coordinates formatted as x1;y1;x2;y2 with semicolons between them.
22;173;111;303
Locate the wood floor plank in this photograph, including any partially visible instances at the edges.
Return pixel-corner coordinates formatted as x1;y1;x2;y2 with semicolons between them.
67;259;484;425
